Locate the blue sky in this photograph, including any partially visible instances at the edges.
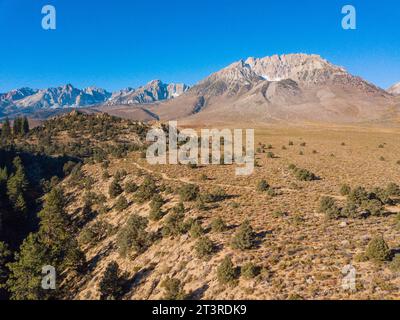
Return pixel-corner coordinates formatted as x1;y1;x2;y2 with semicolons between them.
0;0;399;92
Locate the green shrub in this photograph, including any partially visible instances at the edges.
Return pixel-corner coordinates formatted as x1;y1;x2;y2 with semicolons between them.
135;176;157;203
217;257;237;285
371;187;393;205
162;212;188;237
241;262;260;279
341;201;359;218
361;199;384;216
266;152;274;159
117;214;152;257
161;277;187;300
194;236;214;259
80;220;113;245
109;179;122;198
172;202;185;214
319;196;341;220
125;181;138;193
190;221;204;238
178;184;200;202
211;217;227;232
149;206;164;221
340;184;351;196
366;235;391;262
115;195;129;211
257;180;270;192
348;186;369;206
231;220;256;250
293;168;317;181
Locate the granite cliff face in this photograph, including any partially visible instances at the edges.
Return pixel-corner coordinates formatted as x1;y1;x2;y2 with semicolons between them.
106;80;189;105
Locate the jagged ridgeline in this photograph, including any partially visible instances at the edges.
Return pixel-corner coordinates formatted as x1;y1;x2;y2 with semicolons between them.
0;111;151;300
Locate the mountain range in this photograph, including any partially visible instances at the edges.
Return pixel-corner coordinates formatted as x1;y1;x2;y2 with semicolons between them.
1;53;399;124
0;80;189;117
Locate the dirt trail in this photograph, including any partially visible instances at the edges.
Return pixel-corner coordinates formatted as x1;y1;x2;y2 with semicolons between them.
130;159;347;200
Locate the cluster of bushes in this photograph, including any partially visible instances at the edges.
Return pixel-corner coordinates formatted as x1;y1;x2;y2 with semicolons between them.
217;257;263;286
288;164;318;181
320;183;400;220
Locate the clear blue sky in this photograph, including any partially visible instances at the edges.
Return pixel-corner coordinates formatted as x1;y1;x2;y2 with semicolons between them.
0;0;399;92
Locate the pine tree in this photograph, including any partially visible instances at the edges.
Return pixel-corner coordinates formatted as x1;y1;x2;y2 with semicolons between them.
6;233;53;300
12;117;22;137
37;188;70;261
99;261;124;300
22;117;29;135
1;118;11;141
6;157;28;214
0;241;11;291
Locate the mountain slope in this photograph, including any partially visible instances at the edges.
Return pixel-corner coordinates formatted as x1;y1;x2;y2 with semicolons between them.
388;82;400;95
141;54;397;125
106;80;189;105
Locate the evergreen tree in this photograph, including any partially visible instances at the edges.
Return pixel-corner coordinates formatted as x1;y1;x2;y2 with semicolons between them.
1;118;11;141
12;118;20;137
0;241;11;291
37;188;70;261
6;233;53;300
99;261;124;300
22;117;29;135
6;157;28;214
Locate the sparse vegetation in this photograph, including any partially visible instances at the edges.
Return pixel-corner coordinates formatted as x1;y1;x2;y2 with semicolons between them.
117;214;153;257
231;220;256;250
211;217;228;232
194;236;215;259
217;257;237;285
178;184;200;202
161;277;187;300
365;235;391;262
